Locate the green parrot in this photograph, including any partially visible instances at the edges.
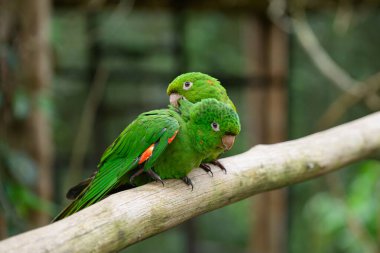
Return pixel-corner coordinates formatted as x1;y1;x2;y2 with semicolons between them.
53;98;240;221
166;72;237;174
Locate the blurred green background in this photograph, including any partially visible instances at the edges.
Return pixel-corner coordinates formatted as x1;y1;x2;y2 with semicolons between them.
1;0;379;252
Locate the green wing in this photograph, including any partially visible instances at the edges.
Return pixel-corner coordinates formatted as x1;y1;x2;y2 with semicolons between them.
53;109;180;221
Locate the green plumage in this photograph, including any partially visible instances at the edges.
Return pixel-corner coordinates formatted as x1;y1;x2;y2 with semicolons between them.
167;72;237;163
167;72;236;111
54;98;240;221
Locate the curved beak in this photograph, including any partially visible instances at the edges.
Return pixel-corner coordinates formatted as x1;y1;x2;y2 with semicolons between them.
222;135;236;151
169;93;183;107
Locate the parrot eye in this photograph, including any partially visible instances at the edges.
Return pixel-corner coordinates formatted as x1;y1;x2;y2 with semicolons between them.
183;81;193;90
211;122;220;132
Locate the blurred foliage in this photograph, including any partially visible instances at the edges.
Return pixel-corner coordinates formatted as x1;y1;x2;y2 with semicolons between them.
185;12;246;76
289;10;380;138
0;142;55;235
290;161;380;253
1;36;55;235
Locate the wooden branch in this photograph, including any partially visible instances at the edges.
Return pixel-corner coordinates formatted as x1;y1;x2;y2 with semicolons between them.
1;112;380;253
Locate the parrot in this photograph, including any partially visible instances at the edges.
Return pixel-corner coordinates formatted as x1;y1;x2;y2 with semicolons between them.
53;98;240;221
166;72;237;174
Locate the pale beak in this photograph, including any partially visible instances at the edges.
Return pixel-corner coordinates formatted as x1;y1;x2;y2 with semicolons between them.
222;135;236;151
169;93;183;107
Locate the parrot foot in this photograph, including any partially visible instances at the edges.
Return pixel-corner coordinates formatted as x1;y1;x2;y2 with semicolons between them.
200;163;213;177
130;168;144;186
147;168;165;186
211;160;227;174
182;176;194;191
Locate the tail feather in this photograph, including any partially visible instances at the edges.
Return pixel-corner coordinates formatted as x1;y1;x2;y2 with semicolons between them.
52;158;137;222
52;190;87;222
66;177;94;200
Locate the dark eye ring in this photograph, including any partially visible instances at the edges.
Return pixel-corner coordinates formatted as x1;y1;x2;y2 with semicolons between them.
211;122;220;131
183;81;193;90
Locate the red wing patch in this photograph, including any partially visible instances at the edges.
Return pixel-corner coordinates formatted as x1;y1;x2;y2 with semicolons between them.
207;80;215;85
168;130;179;144
138;144;155;165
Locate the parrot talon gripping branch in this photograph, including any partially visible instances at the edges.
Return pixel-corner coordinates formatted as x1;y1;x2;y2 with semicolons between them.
182;176;194;191
129;167;144;186
211;160;227;174
147;168;165;187
199;163;214;177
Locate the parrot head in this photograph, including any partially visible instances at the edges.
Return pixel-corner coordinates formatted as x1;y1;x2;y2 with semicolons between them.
187;98;241;155
167;72;236;111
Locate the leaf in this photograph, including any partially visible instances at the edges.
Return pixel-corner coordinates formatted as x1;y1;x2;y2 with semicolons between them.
6;183;56;217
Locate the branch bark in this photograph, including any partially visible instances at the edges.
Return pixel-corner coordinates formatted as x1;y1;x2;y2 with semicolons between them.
1;112;380;253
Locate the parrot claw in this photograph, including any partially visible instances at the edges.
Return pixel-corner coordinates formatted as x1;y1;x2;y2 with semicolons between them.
147;168;165;186
211;160;227;174
130;168;144;186
200;163;213;177
182;176;194;191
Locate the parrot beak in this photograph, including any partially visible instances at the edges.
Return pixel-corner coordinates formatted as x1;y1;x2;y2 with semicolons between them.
169;93;183;107
222;135;236;151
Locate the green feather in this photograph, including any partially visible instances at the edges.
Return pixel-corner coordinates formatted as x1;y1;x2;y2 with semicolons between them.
167;72;236;111
167;72;239;163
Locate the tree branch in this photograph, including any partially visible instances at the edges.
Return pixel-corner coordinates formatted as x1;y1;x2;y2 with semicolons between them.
291;13;357;93
318;71;380;129
270;1;380;127
1;112;380;253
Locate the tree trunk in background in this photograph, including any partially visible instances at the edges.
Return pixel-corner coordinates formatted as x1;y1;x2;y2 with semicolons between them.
265;23;288;253
21;0;53;227
17;0;53;226
1;0;53;230
244;16;288;253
